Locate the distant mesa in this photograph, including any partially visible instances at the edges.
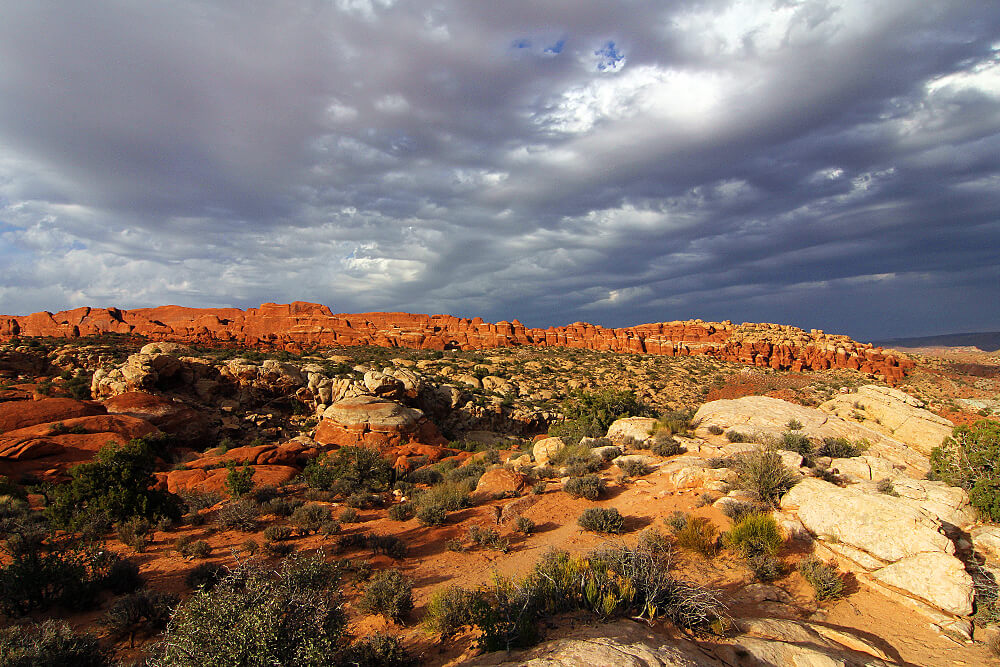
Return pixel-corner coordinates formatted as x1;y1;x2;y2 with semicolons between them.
874;331;1000;353
0;301;913;383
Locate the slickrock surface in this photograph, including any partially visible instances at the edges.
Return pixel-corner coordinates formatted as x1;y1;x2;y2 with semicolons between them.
0;302;913;382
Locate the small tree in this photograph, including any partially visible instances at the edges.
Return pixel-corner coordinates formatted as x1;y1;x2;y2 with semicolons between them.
225;462;255;498
930;420;1000;521
47;438;183;530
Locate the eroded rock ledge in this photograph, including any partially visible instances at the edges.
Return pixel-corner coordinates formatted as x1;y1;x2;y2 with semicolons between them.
0;302;913;383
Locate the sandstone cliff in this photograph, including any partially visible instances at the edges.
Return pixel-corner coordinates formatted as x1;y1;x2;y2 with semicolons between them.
0;302;913;383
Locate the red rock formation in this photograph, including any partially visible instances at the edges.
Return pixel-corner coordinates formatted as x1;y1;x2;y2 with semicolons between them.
0;303;914;383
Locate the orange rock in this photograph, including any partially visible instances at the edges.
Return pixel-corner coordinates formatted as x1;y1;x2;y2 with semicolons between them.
102;392;213;444
473;468;526;501
0;397;106;433
159;464;298;497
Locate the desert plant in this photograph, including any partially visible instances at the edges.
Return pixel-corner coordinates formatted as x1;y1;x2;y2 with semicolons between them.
338;507;361;523
817;437;868;458
514;516;535;534
343;633;415;667
179;489;222;512
359;569;414;622
263;525;293;542
651;435;685;457
104;589;178;647
224;462;255;498
290;503;333;534
564;474;604;500
577;507;625;534
724;512;783;560
674;517;718;556
786;419;803;431
388;502;415;521
103;557;145;595
264;541;296;557
0;620;113;667
781;432;814;457
415;480;472;511
798;556;844;601
732;448;799;506
725;429;747;443
664;510;689;532
302;446;392;494
617;458;650;477
707;425;724;435
215;498;261;531
115;517;152;552
416;503;447;527
548;389;651;444
184;562;225;590
149;552;348;665
423;585;477;636
876;478;899;496
930;420;1000;521
468;526;510;552
46;438;184;531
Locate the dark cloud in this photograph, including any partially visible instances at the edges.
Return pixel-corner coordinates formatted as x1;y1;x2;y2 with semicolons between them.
0;0;998;341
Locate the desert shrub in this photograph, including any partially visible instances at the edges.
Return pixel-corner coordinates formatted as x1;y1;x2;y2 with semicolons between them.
369;534;408;559
707;425;724;435
185;562;225;590
388;502;415;521
416;503;447;527
415;480;472;511
179;489;222;512
0;475;26;500
359;569;413;622
534;464;560;479
746;553;783;582
817;437;868;458
468;526;510;552
149;552;348;665
664;510;689;532
47;438;184;530
290;503;332;534
115;516;152;552
343;633;414;667
720;499;768;524
104;589;178;647
262;497;299;517
103;557;145;595
301;446;392;494
264;541;296;557
786;419;803;430
185;540;211;559
338;507;361;523
577;507;625;534
0;620;113;667
563;474;604;500
781;432;814;457
303;488;335;502
657;410;693;436
617;458;650;477
467;575;539;652
651;435;685;457
876;478;899;496
725;513;783;563
250;485;280;504
224;462;255;498
345;492;382;509
407;467;443;486
929;420;1000;521
514;516;535;534
732;448;799;506
0;530;110;616
798;556;844;600
636;527;674;560
215;498;261;531
423;585;477;636
725;429;747;443
548;389;651;444
263;525;293;542
445;462;486;486
241;538;259;555
674;517;718;556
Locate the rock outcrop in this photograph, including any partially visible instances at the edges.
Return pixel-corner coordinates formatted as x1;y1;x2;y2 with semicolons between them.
313;395;447;449
0;303;914;383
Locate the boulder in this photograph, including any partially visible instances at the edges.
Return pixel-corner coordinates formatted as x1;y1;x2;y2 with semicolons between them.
102;391;213;444
606;417;657;445
474;468;526;500
314;395;446;449
821;385;954;456
0;397;105;433
532;436;566;466
158;464;298;496
780;478;953;562
871;552;974;616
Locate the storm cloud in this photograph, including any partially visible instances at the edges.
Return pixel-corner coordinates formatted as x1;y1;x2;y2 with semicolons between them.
1;0;998;340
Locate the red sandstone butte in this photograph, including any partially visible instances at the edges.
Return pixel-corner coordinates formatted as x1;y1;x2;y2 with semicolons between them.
0;302;914;383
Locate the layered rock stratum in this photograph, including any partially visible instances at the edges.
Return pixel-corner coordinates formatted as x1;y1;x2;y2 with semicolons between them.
0;302;914;382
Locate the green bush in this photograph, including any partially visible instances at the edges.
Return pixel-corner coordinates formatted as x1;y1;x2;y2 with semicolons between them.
149;552;348;665
104;589;178;647
617;458;650;477
732;448;799;506
817;437;868;458
115;516;152;552
549;390;651;444
359;569;414;622
724;512;782;559
416;503;447;527
338;507;361;523
225;462;255;498
781;432;814;456
388;502;415;521
290;503;333;534
215;498;261;532
46;438;184;530
674;517;718;556
467;526;510;552
577;507;625;534
725;429;747;443
651;434;685;457
930;420;1000;521
656;410;693;436
798;556;844;601
415;480;472;511
423;585;477;636
0;620;112;667
185;563;225;590
564;474;604;500
707;425;724;435
514;516;535;534
263;525;293;542
302;447;392;494
343;633;414;667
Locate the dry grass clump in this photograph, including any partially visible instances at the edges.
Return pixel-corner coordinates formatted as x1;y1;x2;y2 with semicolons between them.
732;448;799;506
798;556;844;601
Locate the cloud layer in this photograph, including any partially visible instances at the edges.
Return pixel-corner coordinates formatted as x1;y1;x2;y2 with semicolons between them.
1;0;998;340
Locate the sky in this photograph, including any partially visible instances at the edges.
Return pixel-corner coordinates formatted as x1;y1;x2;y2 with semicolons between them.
0;1;998;342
